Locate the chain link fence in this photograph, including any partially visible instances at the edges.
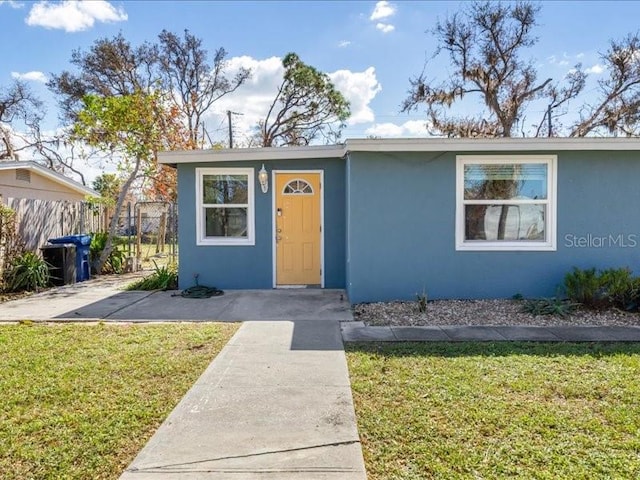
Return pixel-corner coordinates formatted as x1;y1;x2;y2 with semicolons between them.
116;201;177;269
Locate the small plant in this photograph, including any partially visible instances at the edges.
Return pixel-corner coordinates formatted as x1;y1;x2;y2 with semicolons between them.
126;261;178;291
521;297;578;318
416;289;428;313
90;232;126;274
2;251;50;293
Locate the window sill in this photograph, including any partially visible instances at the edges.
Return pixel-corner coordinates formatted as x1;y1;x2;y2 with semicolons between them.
197;238;255;247
456;242;556;252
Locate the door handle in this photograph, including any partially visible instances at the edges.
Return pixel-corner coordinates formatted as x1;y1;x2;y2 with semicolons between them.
277;228;282;233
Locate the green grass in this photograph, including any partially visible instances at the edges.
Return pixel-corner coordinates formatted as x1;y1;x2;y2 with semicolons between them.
0;322;238;479
346;342;640;480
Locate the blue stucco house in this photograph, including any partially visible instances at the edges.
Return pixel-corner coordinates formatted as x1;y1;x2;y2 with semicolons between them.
158;138;640;303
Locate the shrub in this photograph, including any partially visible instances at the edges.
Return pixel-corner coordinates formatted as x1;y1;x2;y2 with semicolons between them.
126;261;177;291
564;267;604;309
0;205;25;277
600;268;640;311
564;267;640;311
3;251;50;292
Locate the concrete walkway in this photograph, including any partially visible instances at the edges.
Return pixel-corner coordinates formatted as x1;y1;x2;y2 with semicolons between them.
120;320;367;479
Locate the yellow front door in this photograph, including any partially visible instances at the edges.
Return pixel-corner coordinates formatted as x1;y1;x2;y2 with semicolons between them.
275;172;321;286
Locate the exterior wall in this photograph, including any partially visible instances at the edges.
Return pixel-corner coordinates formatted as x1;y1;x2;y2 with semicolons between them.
177;158;346;290
0;170;86;203
346;150;640;303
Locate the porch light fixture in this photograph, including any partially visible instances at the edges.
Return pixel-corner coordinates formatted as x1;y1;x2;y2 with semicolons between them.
258;164;269;193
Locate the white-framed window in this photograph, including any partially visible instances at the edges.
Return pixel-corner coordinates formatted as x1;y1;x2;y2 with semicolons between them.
196;167;255;246
456;155;557;251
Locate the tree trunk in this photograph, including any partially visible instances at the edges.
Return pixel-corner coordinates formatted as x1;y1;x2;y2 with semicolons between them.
496;205;509;240
94;156;142;274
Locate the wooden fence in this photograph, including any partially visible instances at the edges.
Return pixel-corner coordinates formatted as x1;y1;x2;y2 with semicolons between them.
6;198;107;252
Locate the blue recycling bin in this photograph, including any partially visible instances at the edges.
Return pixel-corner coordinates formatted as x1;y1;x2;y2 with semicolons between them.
48;234;92;282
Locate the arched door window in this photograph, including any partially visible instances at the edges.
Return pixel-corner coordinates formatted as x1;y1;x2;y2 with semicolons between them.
282;179;314;195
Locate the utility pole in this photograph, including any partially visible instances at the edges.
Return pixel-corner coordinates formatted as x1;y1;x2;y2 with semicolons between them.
201;122;213;149
226;110;243;149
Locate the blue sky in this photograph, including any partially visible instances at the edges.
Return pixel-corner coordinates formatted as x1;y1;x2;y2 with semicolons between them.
3;0;640;148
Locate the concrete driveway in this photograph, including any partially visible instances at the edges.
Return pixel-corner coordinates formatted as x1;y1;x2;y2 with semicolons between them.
0;275;353;322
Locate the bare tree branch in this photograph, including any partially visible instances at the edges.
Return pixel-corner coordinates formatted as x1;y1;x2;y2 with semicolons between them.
403;1;584;138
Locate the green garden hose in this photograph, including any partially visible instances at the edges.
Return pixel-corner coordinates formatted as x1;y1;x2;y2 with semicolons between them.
179;285;224;298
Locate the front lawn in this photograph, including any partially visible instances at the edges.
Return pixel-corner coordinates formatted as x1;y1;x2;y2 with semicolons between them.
346;342;640;479
0;322;238;479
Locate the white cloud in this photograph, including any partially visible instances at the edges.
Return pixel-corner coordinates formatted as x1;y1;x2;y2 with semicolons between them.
26;0;127;32
11;70;47;83
365;122;403;137
375;22;395;34
370;1;396;33
370;1;396;21
365;120;429;138
201;56;382;146
0;0;25;9
585;64;605;74
329;67;382;125
338;40;351;48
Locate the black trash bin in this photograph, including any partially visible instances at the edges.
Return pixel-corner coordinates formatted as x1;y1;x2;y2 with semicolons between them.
48;234;92;282
41;244;76;286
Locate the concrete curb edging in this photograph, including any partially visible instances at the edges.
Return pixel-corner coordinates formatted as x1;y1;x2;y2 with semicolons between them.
341;323;640;342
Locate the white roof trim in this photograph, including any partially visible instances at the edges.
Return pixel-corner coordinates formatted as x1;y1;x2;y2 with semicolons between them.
159;144;345;164
345;137;640;152
0;161;99;197
158;137;640;165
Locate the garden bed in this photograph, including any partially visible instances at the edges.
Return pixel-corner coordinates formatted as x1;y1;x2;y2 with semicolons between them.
354;299;640;327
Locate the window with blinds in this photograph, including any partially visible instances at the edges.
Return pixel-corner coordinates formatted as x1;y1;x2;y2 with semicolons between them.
456;156;557;251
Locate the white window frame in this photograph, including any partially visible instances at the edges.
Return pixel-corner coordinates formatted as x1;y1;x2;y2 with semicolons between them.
456;155;557;251
196;167;255;246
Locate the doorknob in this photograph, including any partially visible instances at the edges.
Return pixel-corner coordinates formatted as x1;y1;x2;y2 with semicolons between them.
277;228;282;233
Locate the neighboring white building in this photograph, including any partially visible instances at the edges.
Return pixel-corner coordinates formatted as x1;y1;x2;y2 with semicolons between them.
0;161;97;203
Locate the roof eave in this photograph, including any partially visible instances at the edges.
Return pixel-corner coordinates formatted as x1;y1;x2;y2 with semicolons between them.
158;144;346;164
345;137;640;152
158;137;640;165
